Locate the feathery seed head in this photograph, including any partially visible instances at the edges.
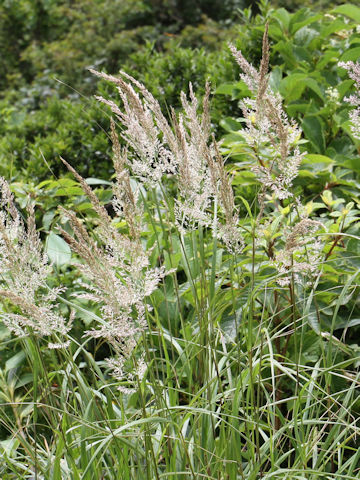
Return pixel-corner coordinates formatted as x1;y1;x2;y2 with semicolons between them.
0;178;70;343
275;218;324;286
91;69;243;253
230;26;305;199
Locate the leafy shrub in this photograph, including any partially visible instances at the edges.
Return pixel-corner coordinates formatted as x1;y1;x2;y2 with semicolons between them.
0;0;242;182
0;95;111;180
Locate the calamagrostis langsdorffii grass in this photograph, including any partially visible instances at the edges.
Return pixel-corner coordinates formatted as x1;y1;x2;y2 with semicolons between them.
229;25;304;201
0;178;70;348
229;26;326;284
90;68;243;253
59;155;168;389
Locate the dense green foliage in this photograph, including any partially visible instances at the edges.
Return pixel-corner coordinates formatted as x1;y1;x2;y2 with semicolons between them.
0;0;243;181
0;0;349;182
0;2;359;479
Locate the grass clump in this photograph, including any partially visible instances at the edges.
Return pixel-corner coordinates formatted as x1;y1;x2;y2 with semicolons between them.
0;27;359;480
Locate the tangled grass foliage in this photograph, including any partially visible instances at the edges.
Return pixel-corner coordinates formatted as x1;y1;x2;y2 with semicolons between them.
0;28;359;480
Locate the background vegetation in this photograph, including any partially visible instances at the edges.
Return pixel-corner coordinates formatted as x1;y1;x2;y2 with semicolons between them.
0;0;347;182
0;1;359;479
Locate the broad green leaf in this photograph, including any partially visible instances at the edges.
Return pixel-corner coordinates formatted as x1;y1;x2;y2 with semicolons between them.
293;45;312;64
75;201;94;212
268;24;284;41
232;170;257;186
220;117;242;133
269;66;282;92
280;73;307;102
337;79;355;99
332;4;360;23
0;324;11;341
221;132;247;145
305;155;331;165
306;78;324;100
303;154;334;172
0;438;20;457
272;8;290;30
46;232;71;267
52;178;78;188
286;103;311;116
302;116;325;153
320;18;349;37
15;373;33;389
215;83;236;95
339;47;360;63
5;351;26;373
43;210;55;231
215;81;251;98
37;180;53;189
273;40;298;68
290;14;321;35
294;27;319;47
53;186;84;196
334;318;360;330
316;50;340;70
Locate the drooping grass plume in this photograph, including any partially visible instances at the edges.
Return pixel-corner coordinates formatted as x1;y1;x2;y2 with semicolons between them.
90;68;243;252
229;25;304;201
0;178;70;347
59;156;169;388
